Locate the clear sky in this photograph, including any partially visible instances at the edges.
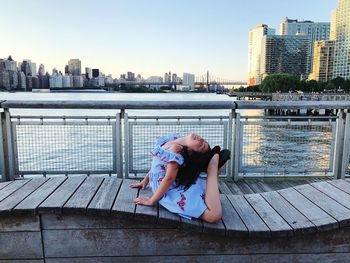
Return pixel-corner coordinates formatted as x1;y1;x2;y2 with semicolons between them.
0;0;338;81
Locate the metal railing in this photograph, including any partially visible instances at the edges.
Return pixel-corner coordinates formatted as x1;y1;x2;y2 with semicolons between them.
1;100;350;181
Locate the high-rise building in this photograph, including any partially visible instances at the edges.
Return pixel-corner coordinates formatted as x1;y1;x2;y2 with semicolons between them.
279;17;330;74
21;60;32;76
68;59;81;76
38;64;45;76
17;71;26;90
39;73;50;89
127;72;135;81
182;73;195;90
309;40;335;82
333;0;350;79
62;74;72;87
72;75;83;87
49;72;63;88
330;9;337;41
248;24;276;85
31;76;39;89
260;35;310;80
85;67;92;79
92;69;100;78
172;73;179;83
3;56;17;71
0;60;10;90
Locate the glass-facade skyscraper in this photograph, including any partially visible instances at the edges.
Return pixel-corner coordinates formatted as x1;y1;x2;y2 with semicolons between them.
260;35;310;80
333;0;350;79
279;17;330;75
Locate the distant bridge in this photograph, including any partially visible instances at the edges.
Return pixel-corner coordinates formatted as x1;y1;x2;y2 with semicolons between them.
113;71;247;87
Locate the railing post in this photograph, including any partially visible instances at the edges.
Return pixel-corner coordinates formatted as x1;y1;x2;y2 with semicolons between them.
227;110;234;178
233;112;241;181
340;111;350;179
0;110;6;181
124;112;130;179
116;110;124;178
333;110;346;179
1;109;16;181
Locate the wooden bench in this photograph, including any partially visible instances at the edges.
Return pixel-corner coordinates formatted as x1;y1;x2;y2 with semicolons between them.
1;177;350;262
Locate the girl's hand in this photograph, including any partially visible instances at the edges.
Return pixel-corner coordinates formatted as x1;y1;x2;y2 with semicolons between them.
130;181;148;189
134;197;155;206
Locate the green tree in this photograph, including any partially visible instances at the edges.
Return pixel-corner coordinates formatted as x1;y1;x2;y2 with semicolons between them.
260;73;299;93
325;82;336;92
331;77;345;90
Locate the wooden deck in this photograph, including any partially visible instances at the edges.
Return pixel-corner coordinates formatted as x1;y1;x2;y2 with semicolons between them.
1;176;350;262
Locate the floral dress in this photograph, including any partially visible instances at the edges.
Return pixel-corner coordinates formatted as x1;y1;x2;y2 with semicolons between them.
149;133;208;220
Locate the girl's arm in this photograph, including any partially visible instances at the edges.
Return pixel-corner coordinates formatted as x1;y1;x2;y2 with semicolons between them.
149;162;178;203
134;162;179;206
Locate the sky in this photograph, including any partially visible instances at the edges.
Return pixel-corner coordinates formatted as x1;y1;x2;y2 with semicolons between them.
0;0;338;81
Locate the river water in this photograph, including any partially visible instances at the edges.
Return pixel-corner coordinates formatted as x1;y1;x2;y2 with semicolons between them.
0;92;333;176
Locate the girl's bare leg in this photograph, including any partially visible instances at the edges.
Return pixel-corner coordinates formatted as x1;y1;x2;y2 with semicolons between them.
200;154;222;223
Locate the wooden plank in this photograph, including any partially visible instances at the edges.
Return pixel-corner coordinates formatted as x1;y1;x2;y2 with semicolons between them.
278;187;338;231
0;232;43;259
311;181;350;210
63;177;104;215
235;181;254;194
38;177;86;214
256;181;275;192
244;194;293;237
41;214;173;230
294;184;350;227
245;181;264;193
328;179;350;195
0;181;13;191
134;186;158;224
267;180;293;191
0;179;30;202
261;191;316;234
13;177;67;215
44;254;350;263
220;194;247;236
0;178;48;215
202;213;226;236
225;181;244;195
111;179;139;219
226;194;270;237
0;215;40;232
158;204;181;227
87;177;122;216
218;181;232;194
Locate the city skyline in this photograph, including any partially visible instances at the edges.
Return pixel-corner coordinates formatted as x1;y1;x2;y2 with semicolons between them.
1;0;337;80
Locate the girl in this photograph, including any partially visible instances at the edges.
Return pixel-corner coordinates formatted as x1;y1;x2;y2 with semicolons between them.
130;133;229;224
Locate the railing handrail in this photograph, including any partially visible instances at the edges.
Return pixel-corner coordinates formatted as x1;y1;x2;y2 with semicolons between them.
0;100;236;110
2;100;350;110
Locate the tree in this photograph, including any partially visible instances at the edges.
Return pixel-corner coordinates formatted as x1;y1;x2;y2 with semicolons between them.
325;82;336;92
260;73;299;93
331;77;345;90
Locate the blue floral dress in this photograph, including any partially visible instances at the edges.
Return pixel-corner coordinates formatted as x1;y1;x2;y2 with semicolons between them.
149;133;208;220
